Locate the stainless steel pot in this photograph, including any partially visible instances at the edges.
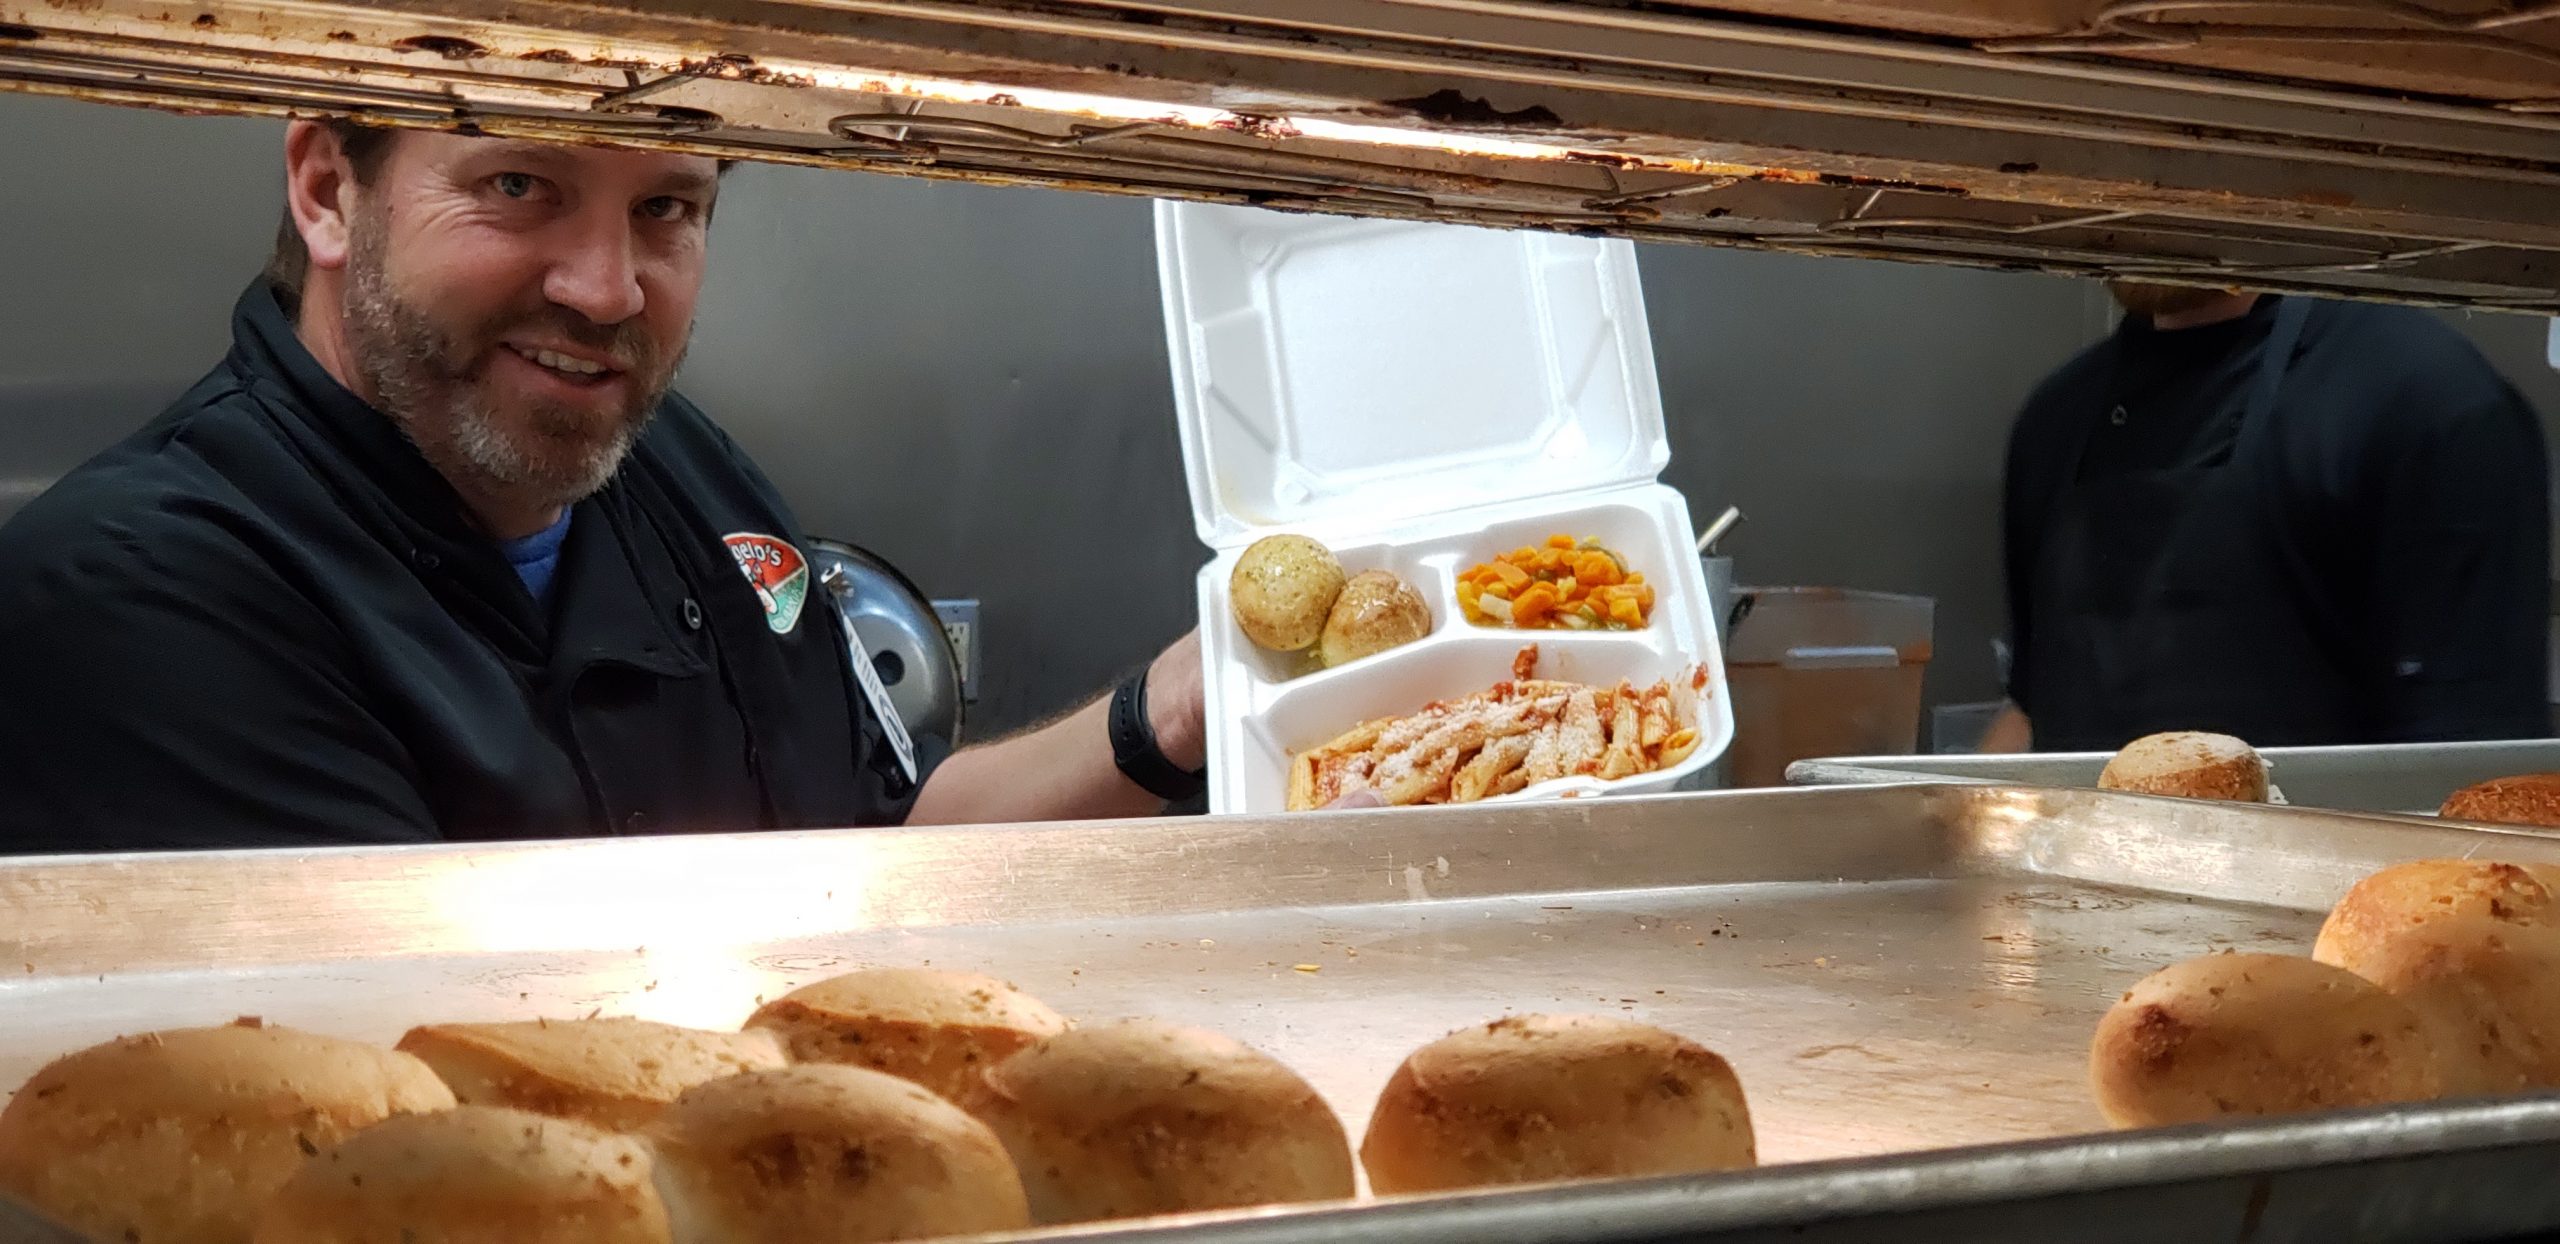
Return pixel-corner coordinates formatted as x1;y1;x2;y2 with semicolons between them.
808;537;965;754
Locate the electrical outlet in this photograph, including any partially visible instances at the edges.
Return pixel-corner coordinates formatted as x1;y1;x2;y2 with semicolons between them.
933;599;980;702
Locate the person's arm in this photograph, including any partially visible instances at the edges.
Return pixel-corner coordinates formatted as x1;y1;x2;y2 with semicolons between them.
906;630;1205;825
0;527;439;852
1978;703;2033;753
2364;372;2551;741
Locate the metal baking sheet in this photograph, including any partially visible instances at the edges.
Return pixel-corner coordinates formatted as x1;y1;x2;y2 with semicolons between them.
1789;739;2560;818
8;785;2560;1242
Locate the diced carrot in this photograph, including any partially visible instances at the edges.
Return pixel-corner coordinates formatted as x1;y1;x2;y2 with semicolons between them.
1461;536;1651;629
1511;583;1560;626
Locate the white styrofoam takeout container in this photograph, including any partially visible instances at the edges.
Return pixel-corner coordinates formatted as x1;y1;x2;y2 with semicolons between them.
1155;201;1733;815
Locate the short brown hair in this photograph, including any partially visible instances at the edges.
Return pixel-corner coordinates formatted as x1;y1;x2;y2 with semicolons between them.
264;119;400;310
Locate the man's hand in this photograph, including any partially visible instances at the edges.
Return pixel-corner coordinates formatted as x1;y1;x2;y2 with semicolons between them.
1144;629;1206;774
1978;703;2032;754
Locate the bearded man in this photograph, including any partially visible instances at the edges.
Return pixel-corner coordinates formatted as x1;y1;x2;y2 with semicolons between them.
1979;281;2549;754
0;121;1206;851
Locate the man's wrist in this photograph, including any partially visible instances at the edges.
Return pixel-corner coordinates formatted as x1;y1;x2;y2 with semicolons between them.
1140;636;1207;774
1144;675;1206;773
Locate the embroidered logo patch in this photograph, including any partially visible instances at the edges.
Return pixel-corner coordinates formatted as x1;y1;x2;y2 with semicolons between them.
723;532;810;635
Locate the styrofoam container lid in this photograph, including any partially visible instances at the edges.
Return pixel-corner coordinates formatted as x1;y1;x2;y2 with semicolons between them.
1156;201;1670;547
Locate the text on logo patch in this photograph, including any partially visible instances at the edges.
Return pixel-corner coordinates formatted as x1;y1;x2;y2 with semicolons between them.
723;532;810;635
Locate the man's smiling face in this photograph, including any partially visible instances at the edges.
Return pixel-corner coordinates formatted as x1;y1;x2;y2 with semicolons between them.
334;134;720;514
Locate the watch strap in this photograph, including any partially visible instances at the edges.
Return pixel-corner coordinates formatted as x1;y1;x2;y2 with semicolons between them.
1110;668;1206;802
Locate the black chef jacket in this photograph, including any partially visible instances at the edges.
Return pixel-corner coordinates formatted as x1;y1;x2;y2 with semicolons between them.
0;281;938;853
2002;295;2551;750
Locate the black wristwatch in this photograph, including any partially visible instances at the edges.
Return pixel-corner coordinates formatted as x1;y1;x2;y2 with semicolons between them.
1110;668;1206;802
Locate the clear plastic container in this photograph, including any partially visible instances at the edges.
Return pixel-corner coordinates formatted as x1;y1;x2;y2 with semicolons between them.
1156;202;1734;814
1722;588;1935;787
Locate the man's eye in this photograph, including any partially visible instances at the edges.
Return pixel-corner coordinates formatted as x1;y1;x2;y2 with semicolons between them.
492;172;537;199
639;196;694;223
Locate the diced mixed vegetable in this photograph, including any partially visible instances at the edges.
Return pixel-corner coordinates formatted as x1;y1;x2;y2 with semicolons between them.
1456;535;1655;631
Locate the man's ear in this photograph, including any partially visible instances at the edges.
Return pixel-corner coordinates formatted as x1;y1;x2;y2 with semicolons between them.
282;120;360;273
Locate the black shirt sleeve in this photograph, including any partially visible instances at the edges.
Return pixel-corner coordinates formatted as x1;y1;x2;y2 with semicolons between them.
0;518;437;852
2359;356;2551;741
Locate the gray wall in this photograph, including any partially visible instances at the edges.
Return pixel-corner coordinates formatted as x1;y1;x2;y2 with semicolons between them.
4;92;2554;741
681;163;1198;735
1641;245;2109;712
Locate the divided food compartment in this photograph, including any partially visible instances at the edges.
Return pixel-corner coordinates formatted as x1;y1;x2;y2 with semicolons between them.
1157;200;1733;814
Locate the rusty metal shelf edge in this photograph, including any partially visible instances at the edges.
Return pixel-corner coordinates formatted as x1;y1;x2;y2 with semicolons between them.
4;0;2560;308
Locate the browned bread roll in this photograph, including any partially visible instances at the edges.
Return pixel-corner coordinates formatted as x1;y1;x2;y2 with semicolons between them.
2097;732;2268;802
1359;1014;1754;1195
2312;859;2560;970
746;968;1067;1103
2439;774;2560;828
2327;911;2560;1094
253;1105;669;1242
1229;535;1346;653
395;1017;786;1131
2312;859;2560;1093
1319;570;1431;668
957;1018;1353;1225
2090;952;2443;1128
0;1020;455;1244
648;1064;1029;1242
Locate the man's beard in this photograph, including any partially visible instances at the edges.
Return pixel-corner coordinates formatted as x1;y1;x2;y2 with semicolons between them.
2106;281;2234;321
341;209;680;517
